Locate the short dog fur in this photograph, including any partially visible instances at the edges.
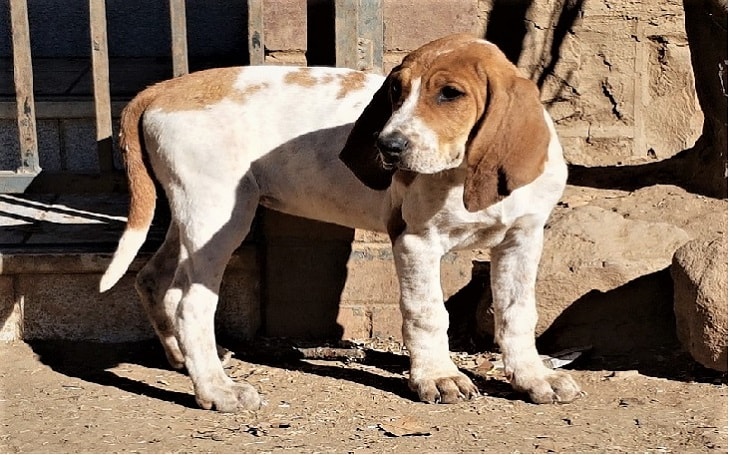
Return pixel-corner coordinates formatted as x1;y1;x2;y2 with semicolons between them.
101;34;582;411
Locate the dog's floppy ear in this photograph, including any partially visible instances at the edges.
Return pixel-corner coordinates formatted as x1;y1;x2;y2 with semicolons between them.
463;71;550;212
339;77;394;190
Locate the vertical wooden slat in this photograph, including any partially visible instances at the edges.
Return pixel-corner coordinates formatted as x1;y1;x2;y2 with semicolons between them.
89;0;113;172
335;0;383;73
169;0;189;77
247;0;265;65
335;0;358;70
10;0;39;172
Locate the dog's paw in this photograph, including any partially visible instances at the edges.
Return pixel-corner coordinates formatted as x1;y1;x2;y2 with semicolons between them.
195;380;262;412
409;372;479;404
509;366;583;404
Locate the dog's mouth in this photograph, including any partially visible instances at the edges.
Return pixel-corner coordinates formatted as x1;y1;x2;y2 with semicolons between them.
375;149;398;170
379;155;397;170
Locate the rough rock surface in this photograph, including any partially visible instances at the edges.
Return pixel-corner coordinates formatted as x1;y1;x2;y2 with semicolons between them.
476;200;691;353
671;235;728;371
471;184;730;356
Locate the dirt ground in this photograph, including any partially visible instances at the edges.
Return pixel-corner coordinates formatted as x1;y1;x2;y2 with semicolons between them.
0;337;726;454
1;181;727;453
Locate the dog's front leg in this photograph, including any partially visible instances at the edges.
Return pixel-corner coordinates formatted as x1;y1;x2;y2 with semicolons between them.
393;233;479;403
491;218;583;404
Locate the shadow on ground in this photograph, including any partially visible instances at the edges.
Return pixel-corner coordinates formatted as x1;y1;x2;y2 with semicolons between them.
28;339;198;408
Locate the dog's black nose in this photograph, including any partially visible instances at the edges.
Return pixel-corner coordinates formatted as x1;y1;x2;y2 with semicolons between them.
376;132;409;161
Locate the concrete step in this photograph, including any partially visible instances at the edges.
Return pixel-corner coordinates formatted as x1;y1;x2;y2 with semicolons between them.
0;193;478;344
0;193;260;342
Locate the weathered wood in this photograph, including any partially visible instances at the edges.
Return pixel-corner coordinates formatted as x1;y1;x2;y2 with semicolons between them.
89;0;114;173
335;0;383;73
9;0;39;174
247;0;265;65
335;0;358;69
169;0;189;77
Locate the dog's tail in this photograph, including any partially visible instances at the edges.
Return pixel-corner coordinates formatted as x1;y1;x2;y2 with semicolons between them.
99;87;159;293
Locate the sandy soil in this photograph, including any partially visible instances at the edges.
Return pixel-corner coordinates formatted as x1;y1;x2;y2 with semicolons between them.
0;338;726;454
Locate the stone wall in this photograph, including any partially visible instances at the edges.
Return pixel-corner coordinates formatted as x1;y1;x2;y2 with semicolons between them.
259;0;702;166
0;0;702;177
1;1;712;346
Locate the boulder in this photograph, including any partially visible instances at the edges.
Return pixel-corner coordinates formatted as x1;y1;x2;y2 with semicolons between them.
476;204;691;354
671;235;728;371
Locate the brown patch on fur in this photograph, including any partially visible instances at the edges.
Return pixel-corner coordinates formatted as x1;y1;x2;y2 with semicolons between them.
284;67;318;87
230;82;270;104
386;34;548;211
336;71;367;99
118;88;160;230
387;206;407;243
147;67;243;112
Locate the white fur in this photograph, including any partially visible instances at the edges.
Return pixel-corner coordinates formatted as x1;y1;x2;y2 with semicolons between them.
103;55;581;411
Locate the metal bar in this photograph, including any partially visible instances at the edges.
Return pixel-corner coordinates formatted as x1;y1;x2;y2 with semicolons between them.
247;0;265;65
89;0;114;173
169;0;189;77
335;0;383;73
9;0;40;174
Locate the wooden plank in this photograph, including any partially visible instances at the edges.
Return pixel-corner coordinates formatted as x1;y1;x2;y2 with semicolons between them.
0;100;128;120
89;0;114;173
9;0;39;174
334;0;358;69
335;0;383;73
247;0;265;65
358;0;383;73
169;0;189;77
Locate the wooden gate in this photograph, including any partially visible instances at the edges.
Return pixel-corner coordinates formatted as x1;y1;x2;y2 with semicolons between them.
1;0;383;193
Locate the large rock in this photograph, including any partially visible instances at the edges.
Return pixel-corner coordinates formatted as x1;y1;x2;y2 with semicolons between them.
476;204;691;354
671;235;728;371
537;205;690;334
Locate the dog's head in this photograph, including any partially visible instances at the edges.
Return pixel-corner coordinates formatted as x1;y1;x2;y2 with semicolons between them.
339;33;550;212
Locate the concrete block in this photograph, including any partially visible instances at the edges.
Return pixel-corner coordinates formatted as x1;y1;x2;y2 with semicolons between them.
384;0;481;51
336;305;372;340
0;277;21;341
61;119;98;172
216;247;262;341
20;273;154;342
341;243;399;304
370;304;403;339
264;0;307;51
0;119;61;171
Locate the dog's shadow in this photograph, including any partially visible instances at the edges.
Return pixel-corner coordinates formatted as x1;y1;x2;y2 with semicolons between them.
228;338;520;403
28;338;519;409
28;339;198;408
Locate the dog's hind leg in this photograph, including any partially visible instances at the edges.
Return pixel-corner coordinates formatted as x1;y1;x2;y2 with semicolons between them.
135;220;187;369
172;174;262;412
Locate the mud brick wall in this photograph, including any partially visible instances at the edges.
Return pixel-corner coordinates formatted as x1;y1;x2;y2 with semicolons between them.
256;0;703;340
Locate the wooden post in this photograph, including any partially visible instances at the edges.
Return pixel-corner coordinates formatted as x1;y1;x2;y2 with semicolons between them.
89;0;114;173
169;0;189;77
335;0;383;73
9;0;39;173
247;0;265;65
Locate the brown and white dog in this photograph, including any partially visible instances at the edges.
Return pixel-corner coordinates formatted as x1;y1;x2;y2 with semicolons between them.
100;33;582;412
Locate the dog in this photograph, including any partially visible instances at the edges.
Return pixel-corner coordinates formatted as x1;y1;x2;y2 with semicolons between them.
100;33;582;412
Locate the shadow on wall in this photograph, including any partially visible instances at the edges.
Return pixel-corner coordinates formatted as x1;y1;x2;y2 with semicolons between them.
486;0;584;105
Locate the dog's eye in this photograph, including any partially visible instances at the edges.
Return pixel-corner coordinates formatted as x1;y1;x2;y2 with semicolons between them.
390;80;402;102
438;86;464;103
